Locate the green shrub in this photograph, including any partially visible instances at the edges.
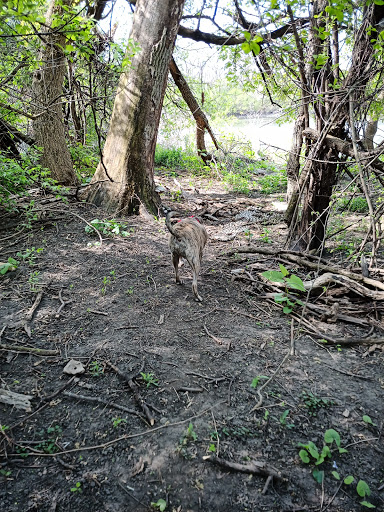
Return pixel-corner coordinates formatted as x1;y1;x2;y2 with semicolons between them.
0;152;59;210
336;196;369;213
258;170;287;194
155;146;185;168
69;143;98;182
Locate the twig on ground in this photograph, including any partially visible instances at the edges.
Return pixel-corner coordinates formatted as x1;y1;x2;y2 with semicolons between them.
6;400;227;458
106;360;155;426
290;318;295;356
50;208;103;244
202;454;286;481
56;289;73;316
87;309;108;316
250;349;291;412
63;391;145;421
0;343;58;356
203;324;230;349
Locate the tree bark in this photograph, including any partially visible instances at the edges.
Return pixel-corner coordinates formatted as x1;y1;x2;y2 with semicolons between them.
169;57;219;164
32;0;79;186
85;0;185;215
286;2;384;250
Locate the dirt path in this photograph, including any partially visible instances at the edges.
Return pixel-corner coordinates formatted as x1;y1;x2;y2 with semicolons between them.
1;184;383;511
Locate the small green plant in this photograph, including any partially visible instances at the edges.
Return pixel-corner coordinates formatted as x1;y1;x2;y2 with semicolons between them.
262;264;305;314
279;409;294;429
244;228;253;242
178;422;198;456
70;482;82;493
33;425;63;454
151;498;167;511
251;376;268;389
171;190;183;202
0;257;19;275
222;169;251;194
362;415;377;427
85;219;133;237
298;429;347;483
301;390;334;416
356;480;375;508
140;372;159;388
28;271;41;292
125;286;134;295
0;468;12;477
260;229;272;243
112;417;127;428
101;271;116;295
89;361;104;377
16;247;43;266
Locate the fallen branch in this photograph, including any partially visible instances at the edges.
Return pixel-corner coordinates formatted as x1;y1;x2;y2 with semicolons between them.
21;290;44;337
56;289;73;316
63;391;145;421
106;361;155;426
303;126;384;173
302;272;384;300
202;454;286;481
310;333;384;346
0;343;58;356
228;246;384;292
6;400;227;457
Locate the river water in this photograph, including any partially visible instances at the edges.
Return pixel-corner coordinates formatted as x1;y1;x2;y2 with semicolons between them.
159;115;384;159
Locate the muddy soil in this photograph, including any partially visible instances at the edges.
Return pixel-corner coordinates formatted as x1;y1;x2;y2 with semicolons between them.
1;172;383;512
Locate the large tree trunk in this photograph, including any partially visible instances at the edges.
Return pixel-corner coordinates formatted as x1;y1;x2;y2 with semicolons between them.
169;58;219;164
85;0;185;215
32;0;79;186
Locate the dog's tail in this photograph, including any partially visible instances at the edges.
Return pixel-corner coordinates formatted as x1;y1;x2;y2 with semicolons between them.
165;211;181;239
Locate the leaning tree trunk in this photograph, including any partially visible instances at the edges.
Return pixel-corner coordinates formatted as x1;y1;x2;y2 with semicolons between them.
32;0;79;186
169;57;219;164
85;0;185;214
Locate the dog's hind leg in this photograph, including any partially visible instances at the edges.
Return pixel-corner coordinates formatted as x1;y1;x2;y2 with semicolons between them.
172;253;183;285
191;259;203;302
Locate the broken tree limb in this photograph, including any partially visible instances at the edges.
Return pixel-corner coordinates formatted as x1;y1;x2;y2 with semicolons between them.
310;333;384;346
169;57;219;164
302;272;384;300
0;389;33;411
226;246;384;292
106;361;155;426
202;454;286;481
0;343;59;356
303;127;384;173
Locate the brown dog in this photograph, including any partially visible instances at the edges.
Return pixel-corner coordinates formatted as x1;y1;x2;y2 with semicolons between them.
165;211;208;301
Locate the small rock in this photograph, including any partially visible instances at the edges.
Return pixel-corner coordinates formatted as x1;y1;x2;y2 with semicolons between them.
63;359;85;375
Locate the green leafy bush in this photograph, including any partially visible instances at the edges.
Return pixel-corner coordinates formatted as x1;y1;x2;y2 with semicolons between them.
0;152;63;211
258;170;287;194
336;196;369;213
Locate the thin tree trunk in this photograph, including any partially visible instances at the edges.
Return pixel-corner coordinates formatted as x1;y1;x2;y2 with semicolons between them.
169;57;219;164
85;0;185;214
32;0;79;186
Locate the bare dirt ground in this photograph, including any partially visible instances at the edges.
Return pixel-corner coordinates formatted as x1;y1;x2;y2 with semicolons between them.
1;170;383;512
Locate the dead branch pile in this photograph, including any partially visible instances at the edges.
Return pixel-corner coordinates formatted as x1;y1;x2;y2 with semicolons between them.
226;245;384;348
